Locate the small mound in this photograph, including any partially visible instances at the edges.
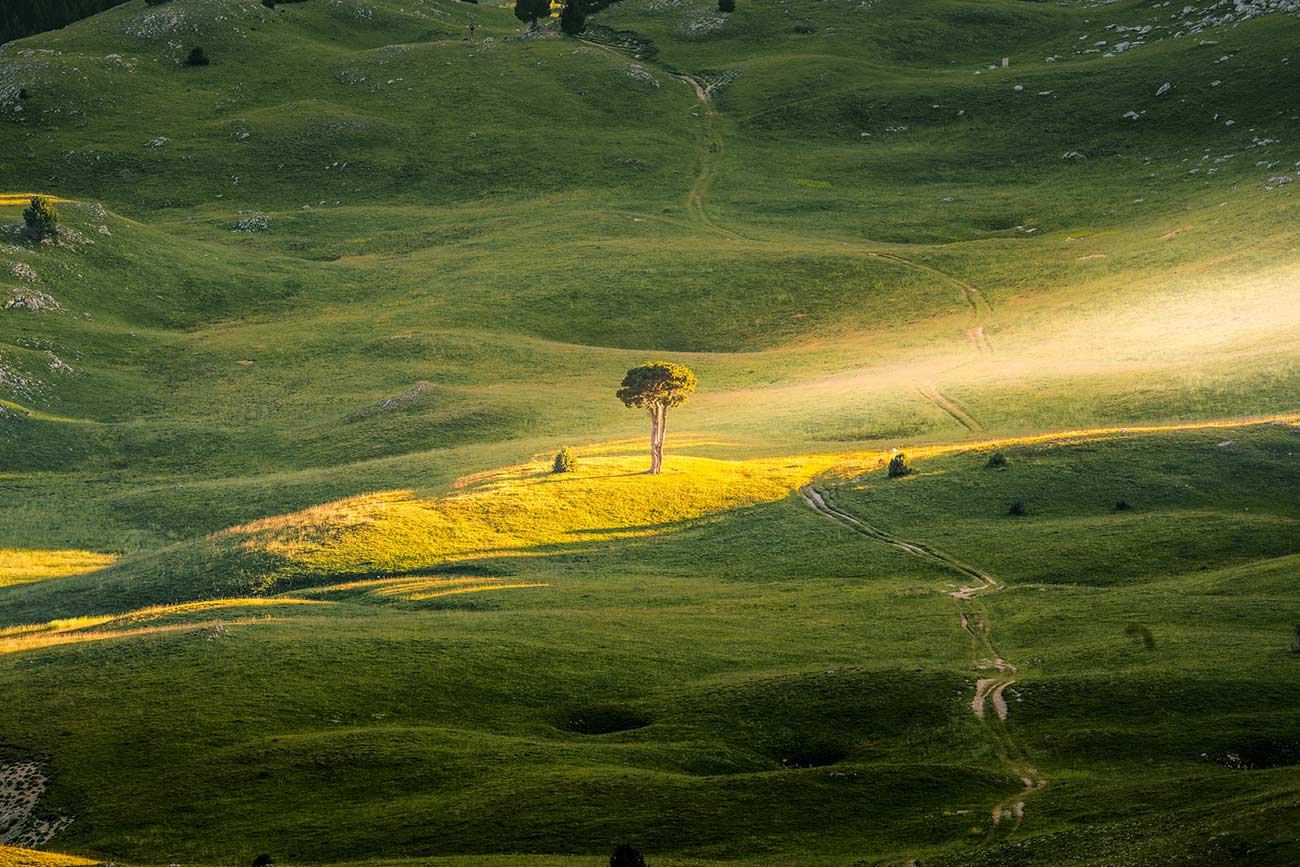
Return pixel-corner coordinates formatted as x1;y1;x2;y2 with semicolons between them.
559;705;652;735
1217;738;1300;770
776;743;846;769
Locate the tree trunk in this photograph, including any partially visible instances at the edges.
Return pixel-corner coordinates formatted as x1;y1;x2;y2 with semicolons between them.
647;405;662;474
656;405;669;471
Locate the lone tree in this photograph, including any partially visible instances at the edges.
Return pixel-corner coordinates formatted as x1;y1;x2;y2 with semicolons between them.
617;360;696;474
22;195;58;240
559;0;586;35
513;0;550;29
886;452;911;478
718;0;735;11
186;46;210;66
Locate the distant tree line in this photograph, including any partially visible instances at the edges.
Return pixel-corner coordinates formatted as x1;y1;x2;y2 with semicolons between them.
0;0;132;45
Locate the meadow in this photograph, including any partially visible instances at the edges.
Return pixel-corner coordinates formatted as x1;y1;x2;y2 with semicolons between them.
1;0;1299;864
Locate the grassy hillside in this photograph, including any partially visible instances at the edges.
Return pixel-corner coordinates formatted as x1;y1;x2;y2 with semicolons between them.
1;0;1298;863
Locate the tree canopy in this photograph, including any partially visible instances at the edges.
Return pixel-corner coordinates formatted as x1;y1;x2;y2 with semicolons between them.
559;0;587;35
513;0;551;28
616;361;697;411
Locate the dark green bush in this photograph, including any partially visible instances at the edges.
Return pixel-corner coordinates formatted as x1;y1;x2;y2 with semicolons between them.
610;844;646;867
252;856;272;867
986;451;1007;468
185;46;210;66
1291;625;1300;655
552;447;577;474
1008;501;1026;516
886;452;911;478
559;0;586;35
1114;499;1131;511
22;195;58;240
719;0;736;11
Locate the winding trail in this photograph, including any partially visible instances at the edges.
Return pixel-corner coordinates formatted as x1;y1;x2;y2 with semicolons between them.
673;72;746;240
797;484;1046;842
578;37;992;359
915;385;984;433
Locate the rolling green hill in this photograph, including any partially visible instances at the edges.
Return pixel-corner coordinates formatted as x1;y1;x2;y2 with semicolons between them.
1;0;1298;864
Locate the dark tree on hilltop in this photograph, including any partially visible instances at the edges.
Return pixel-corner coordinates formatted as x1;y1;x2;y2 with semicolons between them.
22;195;58;240
718;0;736;12
609;844;647;867
514;0;551;29
617;361;696;474
559;0;586;35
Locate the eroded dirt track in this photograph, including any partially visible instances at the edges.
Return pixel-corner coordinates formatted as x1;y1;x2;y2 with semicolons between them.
798;485;1046;843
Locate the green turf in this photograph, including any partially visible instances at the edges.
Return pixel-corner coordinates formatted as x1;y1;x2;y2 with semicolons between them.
1;0;1299;863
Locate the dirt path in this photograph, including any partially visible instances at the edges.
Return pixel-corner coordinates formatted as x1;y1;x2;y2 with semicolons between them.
673;73;746;240
915;385;984;432
868;252;994;355
798;484;1046;843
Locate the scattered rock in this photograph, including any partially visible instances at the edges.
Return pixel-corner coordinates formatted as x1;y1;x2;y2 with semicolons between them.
0;762;74;847
4;288;61;312
231;215;271;232
10;262;38;282
1156;81;1172;95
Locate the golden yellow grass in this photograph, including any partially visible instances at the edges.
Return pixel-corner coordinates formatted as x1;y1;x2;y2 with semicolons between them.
223;453;833;579
0;550;118;587
0;599;332;654
0;194;76;207
0;618;279;654
295;575;551;601
0;847;97;867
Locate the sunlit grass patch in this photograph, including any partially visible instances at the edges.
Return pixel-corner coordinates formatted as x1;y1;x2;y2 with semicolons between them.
0;194;78;207
0;620;263;654
295;575;551;603
0;599;331;643
0;550;118;587
0;846;97;867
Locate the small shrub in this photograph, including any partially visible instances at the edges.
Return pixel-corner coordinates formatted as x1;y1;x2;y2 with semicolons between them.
552;447;577;474
886;452;911;478
1291;625;1300;655
610;844;646;867
1114;499;1131;511
145;0;173;5
22;195;58;240
261;0;276;7
186;46;210;66
252;856;272;867
1008;501;1026;516
718;0;736;11
986;451;1007;468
